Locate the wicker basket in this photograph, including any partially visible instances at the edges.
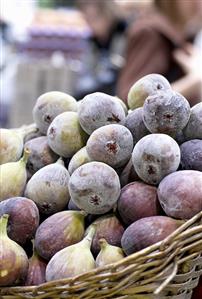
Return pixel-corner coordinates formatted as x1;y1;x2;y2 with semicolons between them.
1;211;202;299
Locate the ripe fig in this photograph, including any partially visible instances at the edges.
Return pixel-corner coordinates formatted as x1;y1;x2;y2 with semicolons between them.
0;197;39;245
68;198;81;211
46;225;96;281
118;182;160;226
25;158;70;215
86;124;133;168
68;146;92;175
125;107;150;144
25;136;58;177
0;124;36;165
47;111;88;158
33;91;78;134
143;89;190;136
158;170;202;219
0;214;29;286
121;216;183;255
35;210;86;260
0;149;29;201
69;161;121;214
119;158;140;187
127;74;171;110
183;102;202;140
24;241;47;286
86;214;124;257
132;134;181;185
78;92;126;134
96;238;124;267
180;139;202;171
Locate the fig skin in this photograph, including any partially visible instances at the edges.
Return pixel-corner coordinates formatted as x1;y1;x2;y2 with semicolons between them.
46;226;95;281
0;214;29;286
96;238;124;267
86;124;133;168
158;170;202;219
35;210;86;260
69;161;121;215
33;91;78;134
125;107;150;144
25;158;70;215
0;149;29;201
78;92;126;135
25;136;58;177
132;134;181;185
24;241;47;286
121;216;183;255
119;158;140;187
118;182;160;226
68;146;92;175
183;102;202;140
143;89;190;136
127;73;171;110
86;214;124;257
0;197;39;245
47;111;88;158
180;139;202;171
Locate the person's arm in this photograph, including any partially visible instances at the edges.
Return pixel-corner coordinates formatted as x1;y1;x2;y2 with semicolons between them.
116;27;170;102
172;45;202;105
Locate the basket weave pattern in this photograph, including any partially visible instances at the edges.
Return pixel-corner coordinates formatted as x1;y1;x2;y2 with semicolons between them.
1;212;202;299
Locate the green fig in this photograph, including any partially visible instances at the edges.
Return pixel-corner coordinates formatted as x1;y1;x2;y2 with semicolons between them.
24;240;47;286
46;225;96;281
96;238;124;267
25;158;70;215
0;214;29;286
68;146;92;175
0;124;37;165
0;149;29;201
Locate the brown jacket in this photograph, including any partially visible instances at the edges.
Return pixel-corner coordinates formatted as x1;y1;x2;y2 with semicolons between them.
116;13;186;102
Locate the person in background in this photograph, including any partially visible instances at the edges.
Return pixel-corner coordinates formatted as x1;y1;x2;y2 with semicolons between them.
76;0;128;97
116;0;202;106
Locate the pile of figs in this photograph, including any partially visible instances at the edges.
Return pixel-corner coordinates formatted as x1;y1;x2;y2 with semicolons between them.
0;74;202;287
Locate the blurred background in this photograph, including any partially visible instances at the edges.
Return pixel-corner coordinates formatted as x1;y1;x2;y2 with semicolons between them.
1;0;202;128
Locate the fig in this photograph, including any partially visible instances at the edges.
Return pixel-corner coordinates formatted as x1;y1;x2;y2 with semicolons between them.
86;124;133;168
68;146;92;175
121;216;183;255
143;89;190;136
69;161;121;214
25;158;70;215
47;111;88;158
78;92;126;135
0;214;29;286
118;182;160;226
68;198;81;211
113;96;128;115
132;134;181;185
25;136;58;177
119;158;140;187
127;74;171;110
86;214;124;257
35;210;86;260
180;139;202;171
96;238;124;267
0;149;29;201
33;91;78;134
158;170;202;219
46;225;95;281
0;124;36;165
125;107;150;144
183;102;202;140
24;240;47;286
0;197;39;245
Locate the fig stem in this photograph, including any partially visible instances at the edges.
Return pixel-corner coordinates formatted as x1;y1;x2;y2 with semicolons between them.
0;214;9;236
84;225;96;245
21;148;30;164
56;157;65;166
99;238;108;249
16;123;38;138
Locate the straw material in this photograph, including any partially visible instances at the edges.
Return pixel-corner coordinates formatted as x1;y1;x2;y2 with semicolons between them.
1;211;202;299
